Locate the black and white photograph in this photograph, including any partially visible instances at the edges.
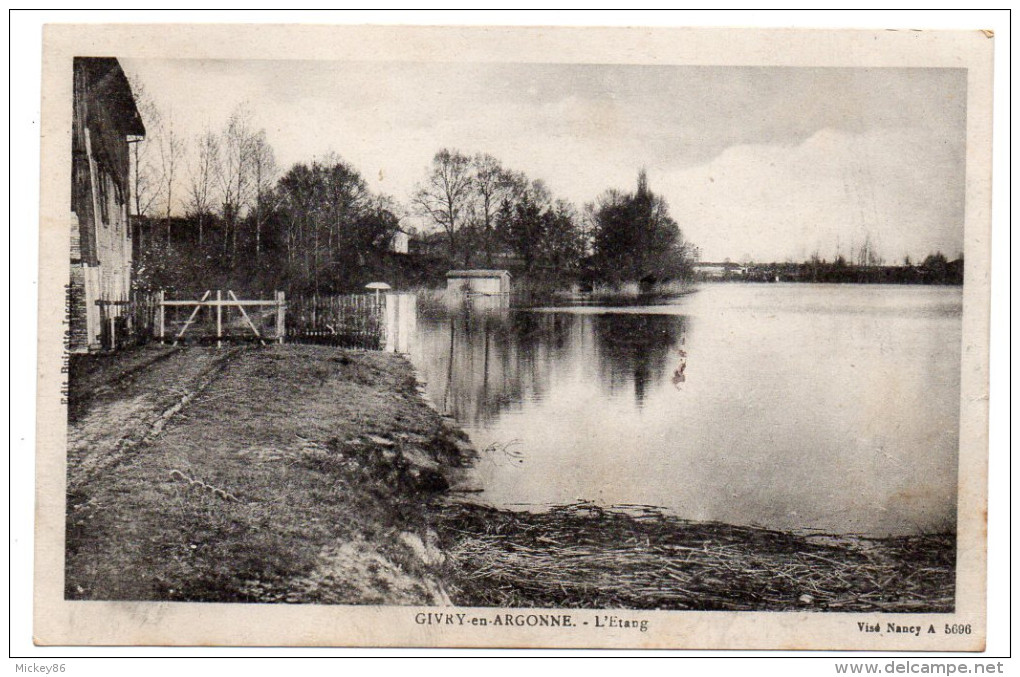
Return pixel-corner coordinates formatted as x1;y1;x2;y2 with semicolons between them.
31;22;994;651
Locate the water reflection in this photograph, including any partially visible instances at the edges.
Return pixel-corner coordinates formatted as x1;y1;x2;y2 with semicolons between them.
589;314;687;405
409;285;962;536
415;305;688;425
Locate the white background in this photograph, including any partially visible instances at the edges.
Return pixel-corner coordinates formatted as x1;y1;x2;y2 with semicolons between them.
6;9;1012;672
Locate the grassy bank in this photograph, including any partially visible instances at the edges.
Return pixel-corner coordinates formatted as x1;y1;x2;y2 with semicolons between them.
66;345;474;603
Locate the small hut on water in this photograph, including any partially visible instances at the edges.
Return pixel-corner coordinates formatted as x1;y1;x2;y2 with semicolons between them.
445;270;512;296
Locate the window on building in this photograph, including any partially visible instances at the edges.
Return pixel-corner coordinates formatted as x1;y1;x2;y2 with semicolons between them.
96;172;110;225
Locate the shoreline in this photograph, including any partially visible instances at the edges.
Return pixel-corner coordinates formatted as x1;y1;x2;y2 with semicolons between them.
409;352;954;614
64;344;955;612
433;501;954;613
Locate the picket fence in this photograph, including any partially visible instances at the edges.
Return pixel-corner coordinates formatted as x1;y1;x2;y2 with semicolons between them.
286;293;387;350
88;290;416;353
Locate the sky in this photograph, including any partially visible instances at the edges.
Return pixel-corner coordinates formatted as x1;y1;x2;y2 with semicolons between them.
120;59;967;263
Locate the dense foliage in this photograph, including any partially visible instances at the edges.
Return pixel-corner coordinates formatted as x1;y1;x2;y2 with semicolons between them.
587;170;693;284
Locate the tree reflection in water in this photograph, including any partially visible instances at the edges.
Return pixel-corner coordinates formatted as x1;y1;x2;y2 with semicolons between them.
415;304;689;426
590;314;687;405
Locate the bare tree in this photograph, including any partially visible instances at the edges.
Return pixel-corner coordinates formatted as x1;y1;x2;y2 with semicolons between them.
276;162;320;272
413;149;474;265
855;232;883;267
471;153;524;266
217;104;255;261
186;129;220;248
157;111;186;247
249;129;278;260
319;153;368;262
128;83;163;220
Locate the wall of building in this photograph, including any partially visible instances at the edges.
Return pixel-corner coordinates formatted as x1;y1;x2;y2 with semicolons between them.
391;231;409;254
69;59;137;351
447;276;506;295
383;293;417;353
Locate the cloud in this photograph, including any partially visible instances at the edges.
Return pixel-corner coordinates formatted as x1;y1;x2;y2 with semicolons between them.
659;127;965;263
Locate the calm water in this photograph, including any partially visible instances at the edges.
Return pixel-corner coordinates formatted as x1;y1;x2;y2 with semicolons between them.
408;284;962;536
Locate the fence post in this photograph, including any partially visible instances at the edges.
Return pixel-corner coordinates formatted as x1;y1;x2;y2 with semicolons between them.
125;292;134;335
384;293;395;352
276;291;286;344
216;290;223;348
157;291;165;343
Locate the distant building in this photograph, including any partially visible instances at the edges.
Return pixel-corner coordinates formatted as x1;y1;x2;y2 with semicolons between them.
69;57;145;352
691;262;746;280
446;269;512;295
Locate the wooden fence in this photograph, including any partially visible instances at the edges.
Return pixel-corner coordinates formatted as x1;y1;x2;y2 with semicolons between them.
156;291;285;346
285;293;387;350
89;290;415;353
95;290;161;351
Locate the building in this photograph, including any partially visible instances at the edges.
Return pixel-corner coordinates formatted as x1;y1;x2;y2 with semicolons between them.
69;57;145;352
691;262;746;281
390;229;410;254
445;270;512;295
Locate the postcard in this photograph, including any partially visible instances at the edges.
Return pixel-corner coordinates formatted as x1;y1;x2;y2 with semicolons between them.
35;23;992;650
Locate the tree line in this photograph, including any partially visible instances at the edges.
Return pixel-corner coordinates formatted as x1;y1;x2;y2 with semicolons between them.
412;151;694;286
132;98;407;294
411;150;587;276
726;252;964;285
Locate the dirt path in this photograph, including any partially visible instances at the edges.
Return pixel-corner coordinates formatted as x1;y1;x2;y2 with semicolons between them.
65;345;471;603
66;346;242;494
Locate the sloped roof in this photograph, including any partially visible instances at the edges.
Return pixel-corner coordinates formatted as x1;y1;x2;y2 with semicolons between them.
446;270;512;278
76;57;146;137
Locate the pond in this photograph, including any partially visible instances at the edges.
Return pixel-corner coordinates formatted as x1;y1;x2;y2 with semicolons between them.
408;284;962;537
